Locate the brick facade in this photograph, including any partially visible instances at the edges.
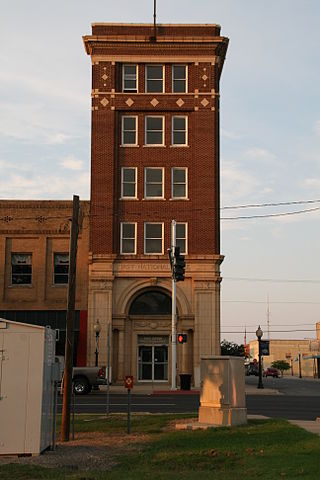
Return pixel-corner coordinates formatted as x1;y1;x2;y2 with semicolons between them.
0;200;90;365
84;23;228;386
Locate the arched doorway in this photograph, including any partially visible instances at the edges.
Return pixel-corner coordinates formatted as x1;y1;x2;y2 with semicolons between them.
129;289;171;382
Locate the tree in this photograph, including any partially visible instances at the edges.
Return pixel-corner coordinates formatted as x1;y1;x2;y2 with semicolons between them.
271;360;290;376
221;339;244;356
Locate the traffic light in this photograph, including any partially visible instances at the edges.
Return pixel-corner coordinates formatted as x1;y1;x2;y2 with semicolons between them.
174;246;185;282
177;333;187;344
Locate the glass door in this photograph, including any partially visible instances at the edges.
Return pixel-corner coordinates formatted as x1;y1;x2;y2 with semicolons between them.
138;345;168;381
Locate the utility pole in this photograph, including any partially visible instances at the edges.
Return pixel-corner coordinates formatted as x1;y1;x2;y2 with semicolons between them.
153;0;157;40
266;294;270;340
171;220;177;390
61;195;80;442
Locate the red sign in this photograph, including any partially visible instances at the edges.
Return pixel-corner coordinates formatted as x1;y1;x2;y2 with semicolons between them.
125;375;134;390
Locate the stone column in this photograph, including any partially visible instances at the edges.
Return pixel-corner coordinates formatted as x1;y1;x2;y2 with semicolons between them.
87;279;113;366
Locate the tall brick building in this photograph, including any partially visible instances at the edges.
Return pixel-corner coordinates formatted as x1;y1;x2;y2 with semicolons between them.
83;23;228;386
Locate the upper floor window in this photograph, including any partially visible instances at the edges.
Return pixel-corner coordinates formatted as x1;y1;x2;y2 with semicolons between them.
123;64;137;92
176;223;188;254
54;253;69;285
146;65;164;93
144;223;164;254
11;253;32;285
172;65;187;93
172;116;187;145
145;168;164;199
145;116;164;145
121;167;137;199
172;168;188;199
120;223;137;254
122;116;137;146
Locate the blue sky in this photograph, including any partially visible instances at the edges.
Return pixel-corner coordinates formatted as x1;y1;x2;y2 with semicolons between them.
1;1;320;344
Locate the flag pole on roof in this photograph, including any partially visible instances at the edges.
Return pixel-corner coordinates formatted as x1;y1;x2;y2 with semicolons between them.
153;0;157;40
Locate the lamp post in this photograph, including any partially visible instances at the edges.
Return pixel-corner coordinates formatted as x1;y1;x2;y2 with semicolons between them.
93;319;101;367
256;325;264;389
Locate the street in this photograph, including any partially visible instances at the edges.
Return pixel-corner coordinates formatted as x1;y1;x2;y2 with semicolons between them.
57;377;320;420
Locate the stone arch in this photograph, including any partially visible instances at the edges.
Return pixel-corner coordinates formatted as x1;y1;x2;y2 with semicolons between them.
115;278;192;316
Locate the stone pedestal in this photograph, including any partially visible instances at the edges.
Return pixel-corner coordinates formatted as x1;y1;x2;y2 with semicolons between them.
198;356;247;426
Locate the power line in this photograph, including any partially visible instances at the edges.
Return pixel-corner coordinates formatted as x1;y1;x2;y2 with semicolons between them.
221;205;320;220
224;277;320;284
221;199;320;210
221;329;316;334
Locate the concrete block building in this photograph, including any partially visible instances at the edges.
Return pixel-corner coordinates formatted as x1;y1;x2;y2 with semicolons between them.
83;23;228;386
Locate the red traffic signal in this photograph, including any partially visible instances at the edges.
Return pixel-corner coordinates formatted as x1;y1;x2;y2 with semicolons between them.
177;333;187;344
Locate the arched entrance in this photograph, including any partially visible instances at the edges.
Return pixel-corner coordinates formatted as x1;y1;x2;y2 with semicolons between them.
129;289;171;382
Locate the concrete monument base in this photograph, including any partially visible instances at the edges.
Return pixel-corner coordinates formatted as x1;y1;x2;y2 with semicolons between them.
198;356;247;427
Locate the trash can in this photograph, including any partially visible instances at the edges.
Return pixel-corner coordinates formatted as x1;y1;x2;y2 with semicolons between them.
179;374;192;391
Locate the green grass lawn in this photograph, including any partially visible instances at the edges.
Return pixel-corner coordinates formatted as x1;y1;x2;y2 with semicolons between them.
0;415;319;479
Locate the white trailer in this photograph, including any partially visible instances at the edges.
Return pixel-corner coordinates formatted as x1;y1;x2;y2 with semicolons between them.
0;319;56;455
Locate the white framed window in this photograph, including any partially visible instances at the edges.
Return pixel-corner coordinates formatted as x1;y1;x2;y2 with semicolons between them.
122;116;137;146
176;223;188;255
123;64;137;92
145;65;164;93
144;223;164;254
172;65;187;93
121;167;137;199
145;168;164;199
11;253;32;285
54;253;69;285
172;168;188;199
172;116;187;145
120;223;137;254
145;116;164;145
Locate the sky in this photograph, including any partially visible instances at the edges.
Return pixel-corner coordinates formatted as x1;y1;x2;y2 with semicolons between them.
1;0;320;345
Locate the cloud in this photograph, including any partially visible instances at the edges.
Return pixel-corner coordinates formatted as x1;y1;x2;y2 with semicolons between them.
314;120;320;136
303;178;320;188
221;161;258;203
0;172;90;200
245;147;276;162
60;155;84;171
221;128;243;140
46;133;72;145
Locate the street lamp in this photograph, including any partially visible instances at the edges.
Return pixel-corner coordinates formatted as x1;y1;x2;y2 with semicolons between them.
256;325;264;389
93;319;101;367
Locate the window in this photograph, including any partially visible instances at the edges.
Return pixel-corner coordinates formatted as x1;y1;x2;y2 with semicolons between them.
172;168;187;198
144;223;163;254
122;116;137;146
11;253;32;285
145;116;164;145
121;167;137;198
145;168;164;198
172;116;187;145
146;65;164;93
123;64;137;92
172;65;187;93
120;223;137;254
54;253;69;285
176;223;187;254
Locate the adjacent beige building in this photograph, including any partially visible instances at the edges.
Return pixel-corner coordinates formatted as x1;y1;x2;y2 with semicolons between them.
249;322;320;377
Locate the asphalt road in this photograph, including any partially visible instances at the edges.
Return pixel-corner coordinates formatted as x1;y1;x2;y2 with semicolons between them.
57;377;320;420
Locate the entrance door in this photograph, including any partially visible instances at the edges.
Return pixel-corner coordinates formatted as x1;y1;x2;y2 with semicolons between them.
138;345;168;381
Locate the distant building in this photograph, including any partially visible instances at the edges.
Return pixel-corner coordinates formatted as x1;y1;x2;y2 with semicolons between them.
83;23;228;386
0;200;90;365
249;322;320;377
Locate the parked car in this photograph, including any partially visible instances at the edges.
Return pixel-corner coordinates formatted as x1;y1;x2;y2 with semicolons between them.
57;359;108;395
263;367;279;378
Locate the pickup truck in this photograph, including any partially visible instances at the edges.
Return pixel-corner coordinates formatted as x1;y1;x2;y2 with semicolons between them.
72;366;107;394
56;358;108;395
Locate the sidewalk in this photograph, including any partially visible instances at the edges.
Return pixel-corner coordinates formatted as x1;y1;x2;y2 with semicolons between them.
100;383;280;396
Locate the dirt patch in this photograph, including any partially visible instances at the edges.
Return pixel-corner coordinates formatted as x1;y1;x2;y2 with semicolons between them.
0;432;149;471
